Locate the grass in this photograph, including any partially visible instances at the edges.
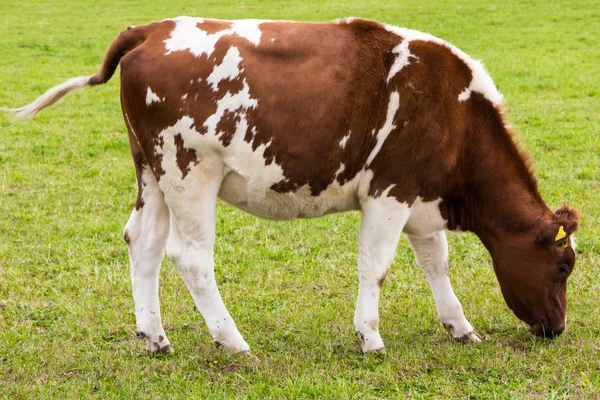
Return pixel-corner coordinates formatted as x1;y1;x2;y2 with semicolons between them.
0;0;599;398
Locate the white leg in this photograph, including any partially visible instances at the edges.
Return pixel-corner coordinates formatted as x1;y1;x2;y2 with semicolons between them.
354;197;409;353
124;167;171;354
162;161;249;354
407;232;480;342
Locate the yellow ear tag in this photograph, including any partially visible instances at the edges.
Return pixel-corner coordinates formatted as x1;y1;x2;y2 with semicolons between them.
555;226;567;241
561;241;569;248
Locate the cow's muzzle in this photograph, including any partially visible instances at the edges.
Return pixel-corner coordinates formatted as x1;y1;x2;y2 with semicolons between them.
529;321;565;338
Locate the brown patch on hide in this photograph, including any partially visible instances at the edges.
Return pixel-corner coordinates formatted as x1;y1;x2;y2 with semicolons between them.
196;19;233;35
216;110;241;147
174;133;198;178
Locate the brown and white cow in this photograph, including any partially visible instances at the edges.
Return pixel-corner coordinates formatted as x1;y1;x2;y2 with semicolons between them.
4;17;579;354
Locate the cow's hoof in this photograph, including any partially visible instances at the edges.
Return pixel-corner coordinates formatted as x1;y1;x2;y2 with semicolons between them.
233;349;252;357
443;322;481;343
221;338;250;355
356;330;385;353
215;340;251;355
148;342;173;355
232;340;250;354
367;347;386;354
458;331;483;344
138;331;173;354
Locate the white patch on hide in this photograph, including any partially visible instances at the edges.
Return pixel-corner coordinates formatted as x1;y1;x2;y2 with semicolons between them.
386;38;418;83
570;235;577;250
457;88;472;102
165;17;219;57
456;58;503;104
164;17;267;57
145;87;163;106
335;163;345;177
366;91;400;166
207;47;243;91
231;19;265;45
339;132;351;149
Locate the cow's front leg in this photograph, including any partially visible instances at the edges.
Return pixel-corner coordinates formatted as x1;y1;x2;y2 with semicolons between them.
354;198;409;353
407;232;480;342
124;167;172;354
163;161;249;354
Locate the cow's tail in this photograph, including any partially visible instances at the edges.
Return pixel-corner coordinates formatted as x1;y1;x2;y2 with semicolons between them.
1;26;147;122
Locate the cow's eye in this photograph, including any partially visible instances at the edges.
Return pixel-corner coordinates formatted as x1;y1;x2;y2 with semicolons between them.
557;264;570;279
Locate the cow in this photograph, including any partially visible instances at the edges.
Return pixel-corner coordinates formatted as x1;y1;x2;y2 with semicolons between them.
3;17;579;355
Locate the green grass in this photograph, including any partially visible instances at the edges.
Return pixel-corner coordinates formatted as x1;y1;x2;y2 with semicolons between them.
1;0;599;398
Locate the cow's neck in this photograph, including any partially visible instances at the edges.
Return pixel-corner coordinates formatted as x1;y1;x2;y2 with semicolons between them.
449;180;546;246
448;97;549;249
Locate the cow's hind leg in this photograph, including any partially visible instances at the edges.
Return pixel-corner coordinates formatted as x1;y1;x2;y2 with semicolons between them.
162;160;249;354
124;166;172;354
407;232;480;342
354;198;409;353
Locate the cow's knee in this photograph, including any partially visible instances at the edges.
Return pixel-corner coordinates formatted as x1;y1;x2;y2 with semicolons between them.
123;230;131;245
123;209;142;246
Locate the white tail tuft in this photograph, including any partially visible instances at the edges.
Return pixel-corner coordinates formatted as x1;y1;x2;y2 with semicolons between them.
1;76;91;122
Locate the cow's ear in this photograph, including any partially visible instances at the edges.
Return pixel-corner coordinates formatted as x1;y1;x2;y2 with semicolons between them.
537;206;579;247
553;205;580;230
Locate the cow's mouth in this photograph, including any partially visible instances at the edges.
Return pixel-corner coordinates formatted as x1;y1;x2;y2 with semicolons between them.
529;321;564;338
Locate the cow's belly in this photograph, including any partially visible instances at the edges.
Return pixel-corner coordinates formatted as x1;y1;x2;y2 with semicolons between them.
218;169;361;220
150;115;362;220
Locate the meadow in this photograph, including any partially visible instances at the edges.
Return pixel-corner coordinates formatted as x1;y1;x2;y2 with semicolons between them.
0;0;599;398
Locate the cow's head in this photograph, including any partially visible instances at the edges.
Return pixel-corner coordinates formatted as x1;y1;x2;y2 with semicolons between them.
489;206;579;338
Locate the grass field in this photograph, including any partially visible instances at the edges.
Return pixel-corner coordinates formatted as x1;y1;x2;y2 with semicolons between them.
1;0;599;398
